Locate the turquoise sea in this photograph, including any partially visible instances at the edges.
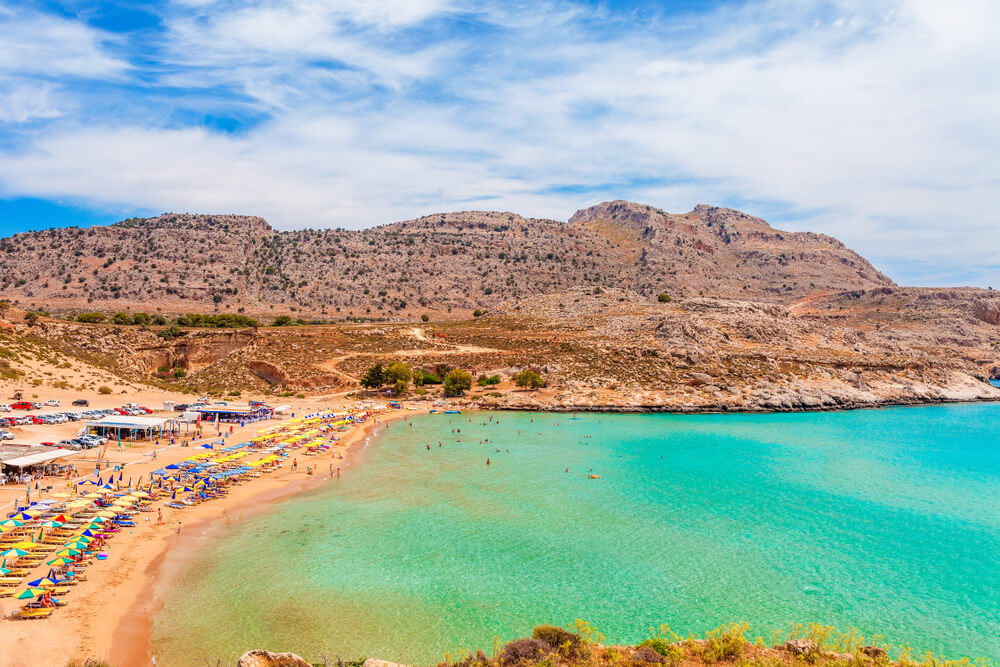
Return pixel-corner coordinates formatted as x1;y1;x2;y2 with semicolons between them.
153;405;1000;665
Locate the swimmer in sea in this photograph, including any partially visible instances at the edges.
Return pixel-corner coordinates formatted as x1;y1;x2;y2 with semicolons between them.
486;458;491;465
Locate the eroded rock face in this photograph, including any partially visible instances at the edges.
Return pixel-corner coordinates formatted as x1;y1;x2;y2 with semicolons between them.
237;649;311;667
972;298;1000;325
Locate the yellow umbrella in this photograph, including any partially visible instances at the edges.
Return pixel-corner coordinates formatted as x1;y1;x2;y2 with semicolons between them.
11;541;38;549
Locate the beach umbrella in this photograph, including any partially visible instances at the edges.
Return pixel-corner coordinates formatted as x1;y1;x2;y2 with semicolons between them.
9;512;34;521
56;549;81;556
47;557;73;566
38;520;63;528
89;516;108;524
2;548;28;558
28;577;58;587
52;514;69;522
10;541;37;549
16;586;47;599
0;519;23;528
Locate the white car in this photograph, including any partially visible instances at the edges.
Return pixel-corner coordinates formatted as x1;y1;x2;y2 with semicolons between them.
44;399;60;407
0;404;10;412
0;430;14;440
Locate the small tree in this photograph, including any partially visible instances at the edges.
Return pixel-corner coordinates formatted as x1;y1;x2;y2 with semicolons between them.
272;315;292;326
132;312;151;325
514;369;546;389
76;312;107;324
384;361;412;385
477;374;501;387
111;312;130;325
360;363;385;389
392;379;409;395
657;293;672;303
443;369;472;396
421;314;429;322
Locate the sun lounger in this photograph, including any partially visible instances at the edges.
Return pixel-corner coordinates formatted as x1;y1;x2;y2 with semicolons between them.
0;588;15;598
15;607;54;619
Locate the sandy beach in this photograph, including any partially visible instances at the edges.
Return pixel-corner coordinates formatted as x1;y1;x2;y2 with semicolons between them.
0;382;428;667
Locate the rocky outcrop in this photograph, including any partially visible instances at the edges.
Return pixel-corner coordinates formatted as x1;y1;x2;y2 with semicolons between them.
237;649;311;667
972;298;1000;325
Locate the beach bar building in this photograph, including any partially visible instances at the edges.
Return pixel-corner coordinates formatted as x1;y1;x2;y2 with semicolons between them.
86;415;182;441
190;404;274;424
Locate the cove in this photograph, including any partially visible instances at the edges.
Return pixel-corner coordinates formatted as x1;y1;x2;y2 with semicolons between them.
152;405;1000;665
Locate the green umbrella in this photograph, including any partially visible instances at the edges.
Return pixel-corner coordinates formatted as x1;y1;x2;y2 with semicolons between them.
47;557;73;566
55;548;81;556
1;548;28;559
0;567;12;575
38;520;63;528
16;586;46;599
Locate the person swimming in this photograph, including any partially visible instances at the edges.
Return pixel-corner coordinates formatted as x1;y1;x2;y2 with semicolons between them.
486;458;491;465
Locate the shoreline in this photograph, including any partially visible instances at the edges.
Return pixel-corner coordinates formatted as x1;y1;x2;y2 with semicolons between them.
109;412;412;666
0;403;423;667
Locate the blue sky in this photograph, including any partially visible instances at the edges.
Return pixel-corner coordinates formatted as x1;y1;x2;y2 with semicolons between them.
0;0;997;287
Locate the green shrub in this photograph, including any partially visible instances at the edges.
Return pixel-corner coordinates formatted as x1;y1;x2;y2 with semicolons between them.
701;622;749;663
98;386;113;395
75;312;107;323
500;638;551;666
533;625;584;658
657;293;672;303
477;374;501;386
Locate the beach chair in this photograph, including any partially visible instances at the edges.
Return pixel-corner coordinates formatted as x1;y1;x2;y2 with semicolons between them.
15;607;54;619
0;587;15;598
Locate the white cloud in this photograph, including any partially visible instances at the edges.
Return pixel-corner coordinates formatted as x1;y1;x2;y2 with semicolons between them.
0;0;998;286
0;5;126;78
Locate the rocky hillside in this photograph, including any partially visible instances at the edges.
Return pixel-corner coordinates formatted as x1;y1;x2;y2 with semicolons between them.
0;201;891;318
4;283;995;413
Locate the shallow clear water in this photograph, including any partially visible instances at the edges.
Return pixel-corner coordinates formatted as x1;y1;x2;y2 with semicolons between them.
153;405;1000;665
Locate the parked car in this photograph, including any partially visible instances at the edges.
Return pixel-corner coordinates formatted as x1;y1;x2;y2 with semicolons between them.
72;399;89;407
173;404;190;411
44;399;60;407
39;441;56;447
57;439;80;449
0;430;14;440
30;402;42;409
0;404;10;411
11;402;32;410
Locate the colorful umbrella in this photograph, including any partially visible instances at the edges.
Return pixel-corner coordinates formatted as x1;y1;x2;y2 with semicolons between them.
1;548;28;558
28;577;58;586
38;520;63;528
16;586;47;599
47;557;73;566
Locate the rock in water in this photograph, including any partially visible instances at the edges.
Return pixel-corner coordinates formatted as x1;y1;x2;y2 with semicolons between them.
237;649;312;667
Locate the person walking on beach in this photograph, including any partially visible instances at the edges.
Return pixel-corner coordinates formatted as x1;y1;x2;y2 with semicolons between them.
157;508;163;524
177;521;182;534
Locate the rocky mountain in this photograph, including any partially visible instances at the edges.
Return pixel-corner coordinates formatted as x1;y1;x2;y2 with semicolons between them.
0;201;892;318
